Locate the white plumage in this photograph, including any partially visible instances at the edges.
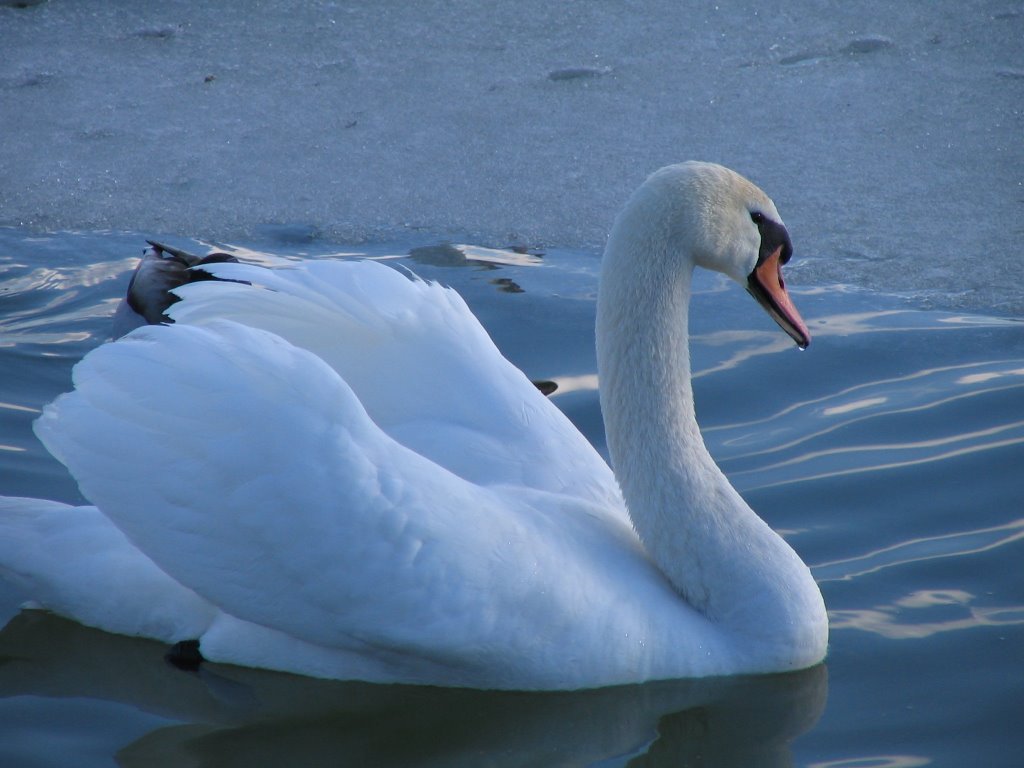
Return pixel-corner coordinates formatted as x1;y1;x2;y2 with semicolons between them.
0;162;828;689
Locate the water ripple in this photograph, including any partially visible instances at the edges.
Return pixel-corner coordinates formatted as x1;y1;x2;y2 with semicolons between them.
715;359;1024;490
813;519;1024;582
809;756;930;768
828;593;1024;640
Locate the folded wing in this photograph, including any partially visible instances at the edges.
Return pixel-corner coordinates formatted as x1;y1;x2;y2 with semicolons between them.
34;319;621;678
167;260;622;513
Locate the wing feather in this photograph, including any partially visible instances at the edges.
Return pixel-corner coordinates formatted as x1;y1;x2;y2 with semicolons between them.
166;260;622;511
0;497;216;640
34;321;562;663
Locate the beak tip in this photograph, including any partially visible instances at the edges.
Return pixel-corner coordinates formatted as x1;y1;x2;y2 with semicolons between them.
795;326;811;350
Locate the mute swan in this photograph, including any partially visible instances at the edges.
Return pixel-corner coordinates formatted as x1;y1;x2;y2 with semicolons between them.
0;162;827;690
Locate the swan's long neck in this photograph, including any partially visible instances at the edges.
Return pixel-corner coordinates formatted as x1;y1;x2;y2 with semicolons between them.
595;196;826;656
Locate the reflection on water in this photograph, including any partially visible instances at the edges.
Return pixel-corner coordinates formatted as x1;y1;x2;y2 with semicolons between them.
407;242;544;268
1;229;1022;766
712;356;1024;491
809;756;931;768
814;518;1024;583
812;518;1024;640
0;613;826;767
829;590;1024;641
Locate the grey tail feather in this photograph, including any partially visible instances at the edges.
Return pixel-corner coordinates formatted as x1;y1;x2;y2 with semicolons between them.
145;239;200;263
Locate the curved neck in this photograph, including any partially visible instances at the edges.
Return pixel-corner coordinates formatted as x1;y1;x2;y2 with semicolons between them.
595;216;825;651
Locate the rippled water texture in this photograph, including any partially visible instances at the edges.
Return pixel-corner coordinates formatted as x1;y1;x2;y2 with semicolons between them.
1;229;1022;766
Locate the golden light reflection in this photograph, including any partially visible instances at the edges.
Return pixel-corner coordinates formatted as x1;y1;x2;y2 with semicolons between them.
808;755;931;768
822;396;888;416
705;358;1022;438
0;330;93;346
828;599;1024;640
198;241;546;269
452;244;544;267
691;305;1014;380
0;258;135;293
192;242;307;266
737;422;1024;489
895;589;972;609
0;401;39;414
957;367;1024;386
819;521;1024;639
814;518;1024;582
548;373;599;396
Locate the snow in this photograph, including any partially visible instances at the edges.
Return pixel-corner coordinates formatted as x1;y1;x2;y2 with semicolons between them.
0;1;1021;312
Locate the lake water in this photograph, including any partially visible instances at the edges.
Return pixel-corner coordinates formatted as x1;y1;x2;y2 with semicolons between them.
0;227;1022;767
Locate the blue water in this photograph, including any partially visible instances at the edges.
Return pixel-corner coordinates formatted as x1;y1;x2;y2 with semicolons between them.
0;227;1022;767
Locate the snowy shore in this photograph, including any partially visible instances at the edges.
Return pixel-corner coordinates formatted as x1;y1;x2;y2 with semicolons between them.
1;1;1021;312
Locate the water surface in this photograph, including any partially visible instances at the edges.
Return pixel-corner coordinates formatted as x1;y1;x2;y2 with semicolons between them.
0;228;1021;766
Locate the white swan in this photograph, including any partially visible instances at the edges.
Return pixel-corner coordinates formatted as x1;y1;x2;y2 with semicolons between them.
0;162;827;690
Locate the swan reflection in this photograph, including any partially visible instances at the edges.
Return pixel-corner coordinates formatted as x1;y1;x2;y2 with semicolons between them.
0;612;827;767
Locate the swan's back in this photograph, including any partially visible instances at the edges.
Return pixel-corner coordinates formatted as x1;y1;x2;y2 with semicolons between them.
169;259;623;512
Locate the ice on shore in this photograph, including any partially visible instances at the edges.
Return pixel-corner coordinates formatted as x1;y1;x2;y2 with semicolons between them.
0;1;1021;312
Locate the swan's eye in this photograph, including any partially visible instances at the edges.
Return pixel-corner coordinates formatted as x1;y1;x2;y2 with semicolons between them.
750;211;765;225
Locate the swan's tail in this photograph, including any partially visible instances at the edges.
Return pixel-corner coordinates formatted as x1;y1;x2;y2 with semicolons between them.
0;496;216;642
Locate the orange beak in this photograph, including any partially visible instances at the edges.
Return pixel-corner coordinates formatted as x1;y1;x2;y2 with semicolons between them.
747;246;811;349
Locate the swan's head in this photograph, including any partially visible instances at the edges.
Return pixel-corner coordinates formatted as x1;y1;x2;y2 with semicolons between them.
619;162;811;348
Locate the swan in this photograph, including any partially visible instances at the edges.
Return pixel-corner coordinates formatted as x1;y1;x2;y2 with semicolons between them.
0;162;827;690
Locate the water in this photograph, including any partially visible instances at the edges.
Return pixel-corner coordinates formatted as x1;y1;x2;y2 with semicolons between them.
2;1;1020;762
0;228;1021;766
